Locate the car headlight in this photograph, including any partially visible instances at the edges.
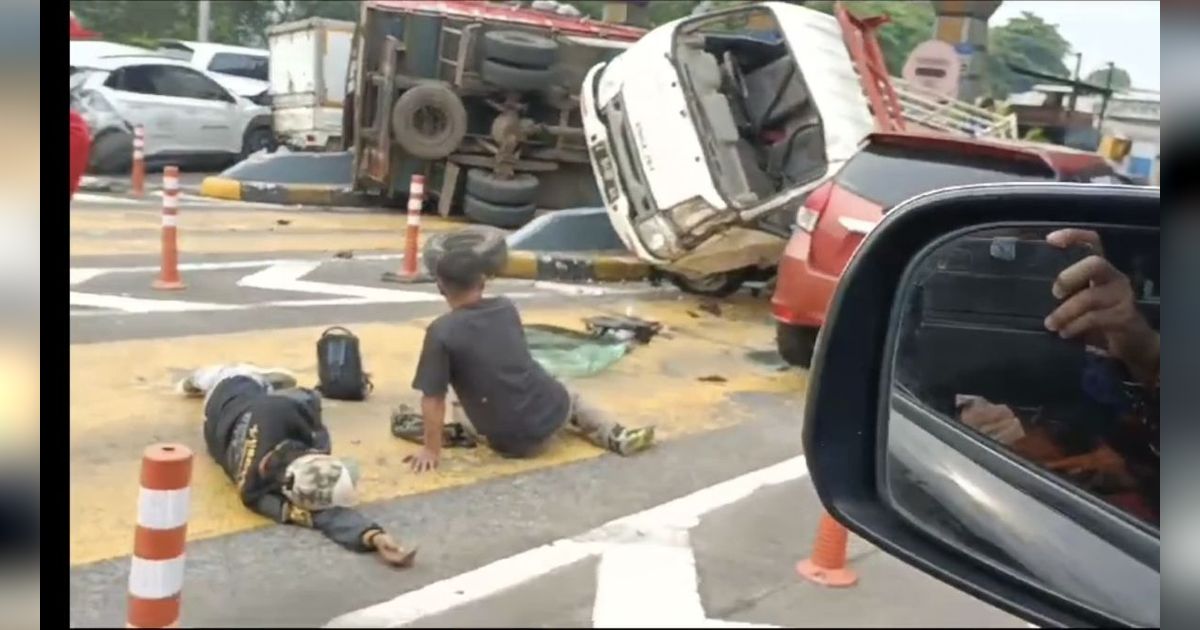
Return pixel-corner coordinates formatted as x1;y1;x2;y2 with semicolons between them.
249;91;272;107
84;90;116;114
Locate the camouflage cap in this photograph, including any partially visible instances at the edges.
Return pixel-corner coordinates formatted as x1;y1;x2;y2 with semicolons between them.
282;454;360;511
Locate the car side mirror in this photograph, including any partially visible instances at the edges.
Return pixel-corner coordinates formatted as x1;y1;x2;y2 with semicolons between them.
803;183;1160;628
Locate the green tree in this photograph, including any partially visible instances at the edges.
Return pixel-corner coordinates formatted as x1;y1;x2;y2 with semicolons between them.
1086;65;1131;90
985;11;1072;98
71;0;278;48
278;1;362;24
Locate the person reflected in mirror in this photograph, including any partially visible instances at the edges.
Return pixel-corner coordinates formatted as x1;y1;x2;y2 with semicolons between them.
403;249;655;474
177;363;418;567
957;228;1159;524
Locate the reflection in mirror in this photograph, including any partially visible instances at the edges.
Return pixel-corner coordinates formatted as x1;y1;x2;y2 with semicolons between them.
885;224;1160;626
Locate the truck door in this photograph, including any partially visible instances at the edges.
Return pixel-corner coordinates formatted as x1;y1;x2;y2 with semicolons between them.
353;35;399;190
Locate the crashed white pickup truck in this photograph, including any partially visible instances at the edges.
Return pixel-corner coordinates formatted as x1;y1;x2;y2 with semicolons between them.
580;1;877;294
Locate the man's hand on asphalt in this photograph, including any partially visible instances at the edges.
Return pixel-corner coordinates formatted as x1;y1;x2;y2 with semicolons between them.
404;446;440;474
1044;229;1159;383
370;532;418;568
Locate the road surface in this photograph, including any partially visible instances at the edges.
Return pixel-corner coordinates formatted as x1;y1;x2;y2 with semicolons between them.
68;191;1024;628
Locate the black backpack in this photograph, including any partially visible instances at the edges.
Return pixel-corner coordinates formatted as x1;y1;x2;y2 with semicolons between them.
316;327;372;401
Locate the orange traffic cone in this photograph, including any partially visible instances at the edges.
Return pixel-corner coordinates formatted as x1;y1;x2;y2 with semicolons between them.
795;511;858;587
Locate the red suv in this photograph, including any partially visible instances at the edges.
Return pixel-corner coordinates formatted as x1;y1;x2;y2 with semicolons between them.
771;132;1124;367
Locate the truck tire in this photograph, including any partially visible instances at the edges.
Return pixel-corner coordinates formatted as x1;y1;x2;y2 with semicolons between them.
465;169;539;206
241;125;275;158
463;194;537;229
776;322;818;368
482;30;559;69
668;270;748;298
481;59;555;92
391;83;468;160
421;225;509;277
88;130;132;174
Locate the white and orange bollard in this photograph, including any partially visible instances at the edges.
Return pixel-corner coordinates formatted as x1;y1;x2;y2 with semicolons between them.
131;125;146;198
126;443;193;629
403;173;425;277
152;166;185;291
381;173;433;283
795;510;858;588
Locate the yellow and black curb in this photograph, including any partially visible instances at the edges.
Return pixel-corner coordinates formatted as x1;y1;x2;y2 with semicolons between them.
498;250;652;283
199;176;378;207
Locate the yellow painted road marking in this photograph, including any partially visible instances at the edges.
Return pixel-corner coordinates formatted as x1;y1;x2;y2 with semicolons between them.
70;208;470;257
69;297;803;566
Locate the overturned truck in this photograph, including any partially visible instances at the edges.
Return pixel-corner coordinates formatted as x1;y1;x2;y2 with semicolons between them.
345;0;645;228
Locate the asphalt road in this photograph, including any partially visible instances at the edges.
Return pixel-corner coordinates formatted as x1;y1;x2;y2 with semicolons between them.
68;193;1025;628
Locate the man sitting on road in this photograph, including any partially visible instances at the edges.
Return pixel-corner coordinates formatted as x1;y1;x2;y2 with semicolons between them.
401;249;656;473
177;363;417;566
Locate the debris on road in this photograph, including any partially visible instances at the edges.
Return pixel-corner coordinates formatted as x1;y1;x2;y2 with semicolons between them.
334;250;354;259
276;219;292;226
583;315;663;345
698;301;722;317
697;375;728;384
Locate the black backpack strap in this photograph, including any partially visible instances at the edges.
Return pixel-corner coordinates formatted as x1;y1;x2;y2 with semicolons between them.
322;326;354;338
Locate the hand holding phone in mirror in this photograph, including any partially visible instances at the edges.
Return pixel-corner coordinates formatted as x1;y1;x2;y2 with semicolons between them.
1044;229;1159;386
956;395;1025;445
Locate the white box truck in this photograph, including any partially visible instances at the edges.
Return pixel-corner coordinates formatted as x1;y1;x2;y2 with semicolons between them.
266;17;355;151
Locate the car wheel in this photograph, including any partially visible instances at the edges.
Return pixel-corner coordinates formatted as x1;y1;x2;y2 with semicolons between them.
463;194;537;229
465;169;539;205
391;83;469;160
482;30;559;68
668;270;747;298
776;322;818;368
88;131;133;175
480;59;555;92
241;126;275;158
421;225;509;277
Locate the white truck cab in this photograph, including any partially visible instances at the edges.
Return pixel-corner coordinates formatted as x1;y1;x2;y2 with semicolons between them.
580;2;875;292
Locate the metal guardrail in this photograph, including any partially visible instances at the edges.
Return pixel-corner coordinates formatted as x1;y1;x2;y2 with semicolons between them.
891;76;1019;140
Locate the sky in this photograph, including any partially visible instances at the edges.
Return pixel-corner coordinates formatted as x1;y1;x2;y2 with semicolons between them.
990;1;1160;91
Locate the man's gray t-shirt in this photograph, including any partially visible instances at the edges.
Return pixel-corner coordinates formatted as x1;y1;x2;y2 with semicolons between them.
412;297;570;455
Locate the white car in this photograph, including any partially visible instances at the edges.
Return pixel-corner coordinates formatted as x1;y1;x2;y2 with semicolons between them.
580;1;876;294
70;55;274;173
156;40;271;103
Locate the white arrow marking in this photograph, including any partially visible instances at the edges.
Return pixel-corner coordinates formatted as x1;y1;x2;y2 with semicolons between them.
236;260;444;303
326;456;806;628
592;534;707;628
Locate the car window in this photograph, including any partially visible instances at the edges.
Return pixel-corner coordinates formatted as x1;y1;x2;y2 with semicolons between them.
836;143;1057;210
208;53;269;82
108;65;234;102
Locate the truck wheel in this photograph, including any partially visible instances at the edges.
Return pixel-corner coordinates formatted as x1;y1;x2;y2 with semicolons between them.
668;270;747;298
465;169;539;205
481;59;555;92
422;225;509;277
776;322;818;368
391;83;468;160
463;194;537;229
88;130;132;174
482;30;559;69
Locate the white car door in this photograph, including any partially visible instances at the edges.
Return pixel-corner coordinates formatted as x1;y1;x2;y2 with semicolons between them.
101;65;191;155
148;65;243;154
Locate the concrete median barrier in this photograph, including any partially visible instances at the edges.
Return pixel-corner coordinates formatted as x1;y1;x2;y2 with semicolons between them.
496;206;653;282
198;149;386;207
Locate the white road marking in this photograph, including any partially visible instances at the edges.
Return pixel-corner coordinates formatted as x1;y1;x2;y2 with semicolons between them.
592;533;707;627
236;260;444;303
325;456;806;628
69;291;243;313
72;191;280;209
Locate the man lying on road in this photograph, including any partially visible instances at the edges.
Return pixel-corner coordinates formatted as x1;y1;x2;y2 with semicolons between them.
401;249;656;473
177;363;417;566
